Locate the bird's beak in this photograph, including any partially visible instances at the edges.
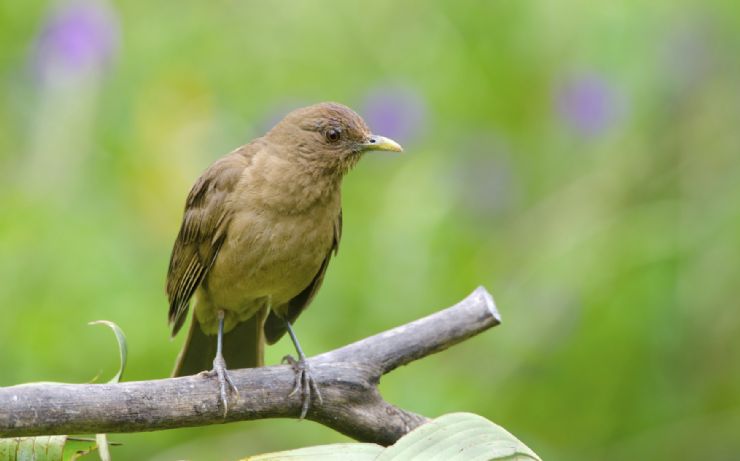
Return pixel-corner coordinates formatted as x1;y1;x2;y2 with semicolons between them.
361;135;404;153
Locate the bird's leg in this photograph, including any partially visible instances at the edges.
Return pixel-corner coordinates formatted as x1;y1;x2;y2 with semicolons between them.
281;320;322;419
204;309;238;417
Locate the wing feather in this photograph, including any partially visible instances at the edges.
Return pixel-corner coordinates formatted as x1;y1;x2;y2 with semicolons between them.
166;151;248;336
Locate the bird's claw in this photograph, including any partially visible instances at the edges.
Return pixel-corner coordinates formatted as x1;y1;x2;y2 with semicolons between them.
205;354;238;417
282;354;322;419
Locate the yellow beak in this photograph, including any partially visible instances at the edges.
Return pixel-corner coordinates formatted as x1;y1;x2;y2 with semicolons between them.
361;135;404;153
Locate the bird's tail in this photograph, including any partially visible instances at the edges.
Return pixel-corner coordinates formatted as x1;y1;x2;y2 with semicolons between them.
172;307;268;377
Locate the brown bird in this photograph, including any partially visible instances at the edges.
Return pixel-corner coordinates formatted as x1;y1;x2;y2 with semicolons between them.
166;102;402;417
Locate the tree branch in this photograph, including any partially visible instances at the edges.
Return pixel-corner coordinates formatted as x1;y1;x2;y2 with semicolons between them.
0;286;500;445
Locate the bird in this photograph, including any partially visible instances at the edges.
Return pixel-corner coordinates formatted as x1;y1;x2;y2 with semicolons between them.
166;102;403;418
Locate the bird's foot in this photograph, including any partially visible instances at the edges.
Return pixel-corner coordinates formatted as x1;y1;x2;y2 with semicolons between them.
204;354;238;417
282;354;322;419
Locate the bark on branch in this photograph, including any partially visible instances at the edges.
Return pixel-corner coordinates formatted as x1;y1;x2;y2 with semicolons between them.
0;287;500;445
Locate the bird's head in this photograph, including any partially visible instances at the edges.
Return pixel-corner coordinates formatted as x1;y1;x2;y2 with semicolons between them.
265;102;403;176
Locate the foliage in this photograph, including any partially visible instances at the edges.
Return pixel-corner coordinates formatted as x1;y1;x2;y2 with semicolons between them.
0;436;100;461
0;320;126;460
244;413;540;461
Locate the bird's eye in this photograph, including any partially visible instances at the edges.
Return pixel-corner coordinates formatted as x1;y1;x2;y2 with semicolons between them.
325;128;341;143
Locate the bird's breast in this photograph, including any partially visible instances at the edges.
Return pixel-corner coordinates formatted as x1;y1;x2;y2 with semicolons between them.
202;200;338;316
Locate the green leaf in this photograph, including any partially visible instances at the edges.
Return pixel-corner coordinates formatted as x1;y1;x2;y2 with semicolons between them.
0;323;126;459
241;443;383;461
88;320;128;384
88;320;128;461
0;436;65;461
0;436;100;461
239;413;541;461
378;413;541;461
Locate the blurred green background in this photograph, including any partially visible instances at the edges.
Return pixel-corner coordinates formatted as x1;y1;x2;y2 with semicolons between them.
1;0;739;459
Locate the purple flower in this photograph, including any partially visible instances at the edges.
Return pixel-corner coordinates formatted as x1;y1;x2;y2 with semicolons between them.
360;85;427;144
33;1;120;80
555;74;623;137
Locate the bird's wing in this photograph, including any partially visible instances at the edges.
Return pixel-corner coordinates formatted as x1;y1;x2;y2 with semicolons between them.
263;209;342;345
166;151;248;336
